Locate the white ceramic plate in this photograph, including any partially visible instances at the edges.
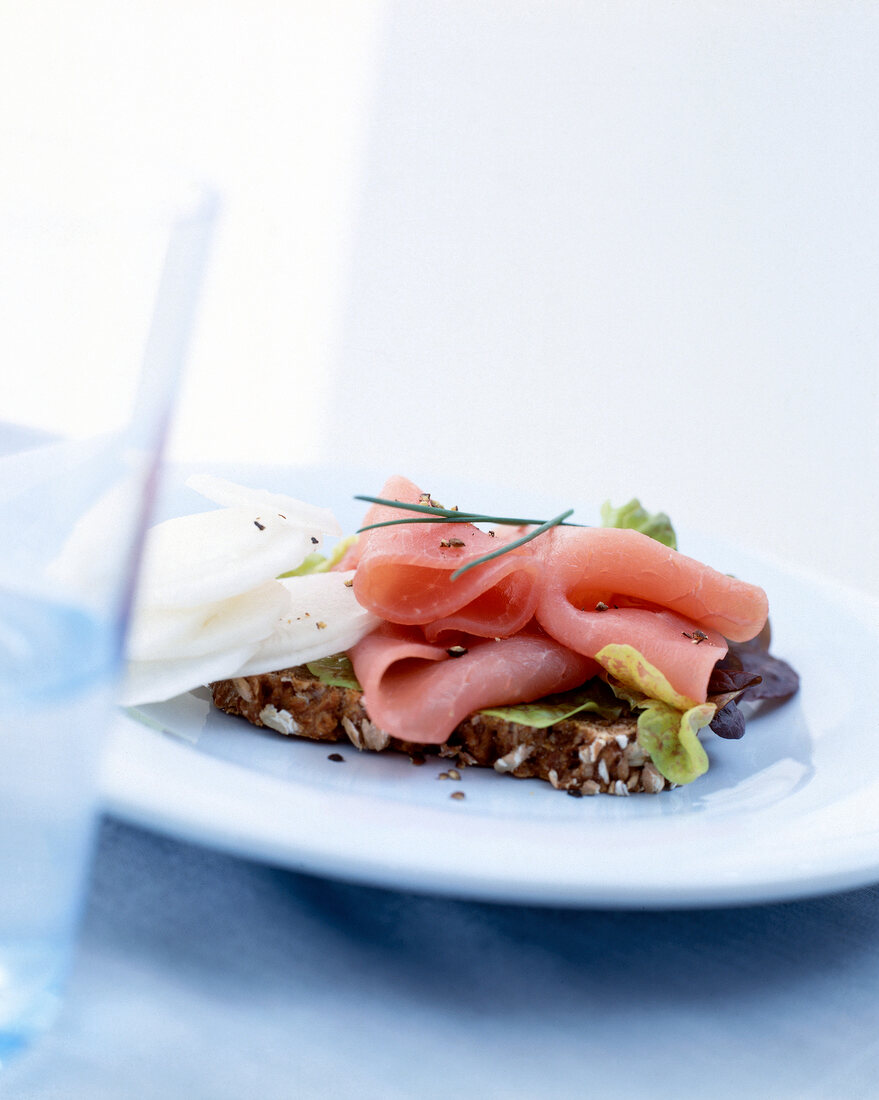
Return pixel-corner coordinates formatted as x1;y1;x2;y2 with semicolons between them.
100;465;879;908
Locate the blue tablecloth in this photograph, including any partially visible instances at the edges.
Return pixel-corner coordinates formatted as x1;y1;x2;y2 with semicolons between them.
2;818;877;1099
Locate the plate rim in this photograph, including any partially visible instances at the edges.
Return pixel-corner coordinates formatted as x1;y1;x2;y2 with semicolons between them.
100;463;879;909
102;691;879;910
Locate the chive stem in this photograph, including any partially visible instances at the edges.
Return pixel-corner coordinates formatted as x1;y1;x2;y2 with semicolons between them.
353;495;584;579
354;495;584;530
354;495;548;525
449;509;574;579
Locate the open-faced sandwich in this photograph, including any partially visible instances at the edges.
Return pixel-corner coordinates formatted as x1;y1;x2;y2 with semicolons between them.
123;474;799;795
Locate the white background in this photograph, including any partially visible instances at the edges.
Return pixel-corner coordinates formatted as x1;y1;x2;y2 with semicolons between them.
2;2;877;598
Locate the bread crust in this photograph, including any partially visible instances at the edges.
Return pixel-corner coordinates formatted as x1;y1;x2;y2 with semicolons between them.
210;666;667;794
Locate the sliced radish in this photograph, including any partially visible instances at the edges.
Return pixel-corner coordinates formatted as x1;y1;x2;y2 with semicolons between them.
120;641;261;706
136;506;317;608
126;580;288;662
185;474;341;536
233;571;380;677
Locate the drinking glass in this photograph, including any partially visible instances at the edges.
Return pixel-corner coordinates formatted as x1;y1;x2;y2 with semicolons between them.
0;154;217;1061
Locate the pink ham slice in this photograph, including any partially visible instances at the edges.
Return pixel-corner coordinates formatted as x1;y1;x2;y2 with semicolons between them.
347;478;770;711
534;526;769;705
349;623;598;744
351;475;542;639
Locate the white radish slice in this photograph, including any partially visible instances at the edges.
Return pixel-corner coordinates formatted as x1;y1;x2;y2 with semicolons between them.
46;479;141;608
120;642;260;707
126;580;288;662
136;507;316;608
233;571;380;678
186;474;341;536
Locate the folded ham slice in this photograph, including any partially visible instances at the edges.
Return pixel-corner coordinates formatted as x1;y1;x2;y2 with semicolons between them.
352;475;541;639
349;623;598;744
349;477;770;718
534;526;769;706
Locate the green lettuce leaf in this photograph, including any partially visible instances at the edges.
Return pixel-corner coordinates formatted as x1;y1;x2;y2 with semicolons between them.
279;552;327;577
305;653;361;690
478;683;623;728
596;643;697;710
600;498;677;549
279;533;359;578
633;699;713;785
606;676;714;785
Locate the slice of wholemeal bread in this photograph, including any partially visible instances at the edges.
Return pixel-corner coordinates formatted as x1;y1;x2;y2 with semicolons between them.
210;666;668;794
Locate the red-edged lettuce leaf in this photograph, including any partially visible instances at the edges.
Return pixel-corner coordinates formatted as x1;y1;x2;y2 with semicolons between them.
707;620;799;739
709;699;746;740
726;636;799;701
707;661;763;709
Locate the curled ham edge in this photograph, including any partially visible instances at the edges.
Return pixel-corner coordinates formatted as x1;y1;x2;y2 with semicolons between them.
349;624;598;746
349;477;541;638
345;477;770;744
533;525;769;710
